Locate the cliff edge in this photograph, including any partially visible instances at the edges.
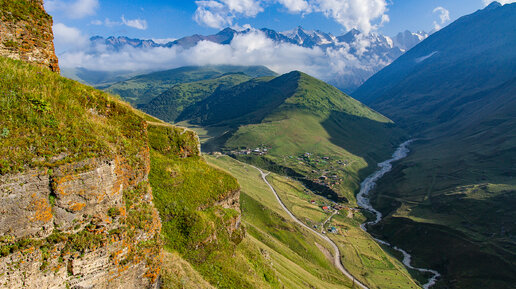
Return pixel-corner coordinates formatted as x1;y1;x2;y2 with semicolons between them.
0;0;59;72
0;1;247;288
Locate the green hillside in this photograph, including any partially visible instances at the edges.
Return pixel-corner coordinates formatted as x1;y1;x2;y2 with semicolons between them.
206;156;421;289
0;56;285;288
138;72;253;122
352;3;516;288
0;57;146;175
61;67;145;86
179;71;406;203
102;65;277;105
147;123;281;288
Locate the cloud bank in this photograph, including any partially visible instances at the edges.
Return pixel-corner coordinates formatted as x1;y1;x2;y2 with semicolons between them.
53;23;89;51
45;0;99;19
194;0;389;33
58;30;389;89
91;16;149;30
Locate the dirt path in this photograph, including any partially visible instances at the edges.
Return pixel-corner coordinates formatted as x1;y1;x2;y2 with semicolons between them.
251;165;369;289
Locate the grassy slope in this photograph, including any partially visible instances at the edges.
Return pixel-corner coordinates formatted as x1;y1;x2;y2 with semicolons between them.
103;65;276;105
207;155;354;289
351;4;516;288
0;57;147;175
0;56;164;282
138;73;252;122
0;55;283;288
186;71;405;202
207;155;421;289
147;123;281;289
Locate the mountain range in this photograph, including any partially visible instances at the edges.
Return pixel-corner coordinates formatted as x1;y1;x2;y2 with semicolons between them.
69;27;428;92
92;27;427;52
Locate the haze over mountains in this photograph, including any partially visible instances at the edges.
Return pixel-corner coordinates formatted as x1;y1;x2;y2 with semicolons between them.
62;26;428;92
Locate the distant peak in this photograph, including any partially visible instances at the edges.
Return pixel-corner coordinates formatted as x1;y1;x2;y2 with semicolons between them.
485;1;502;10
218;27;236;34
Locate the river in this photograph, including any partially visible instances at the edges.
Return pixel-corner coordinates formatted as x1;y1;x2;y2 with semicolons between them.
356;140;441;289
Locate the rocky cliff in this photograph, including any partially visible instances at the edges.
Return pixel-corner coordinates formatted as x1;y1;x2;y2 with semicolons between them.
0;2;245;288
0;56;161;288
0;0;59;72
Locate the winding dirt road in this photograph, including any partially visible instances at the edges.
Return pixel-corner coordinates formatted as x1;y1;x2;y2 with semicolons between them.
250;165;369;289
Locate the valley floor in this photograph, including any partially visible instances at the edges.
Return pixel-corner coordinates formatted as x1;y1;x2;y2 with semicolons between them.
207;155;422;289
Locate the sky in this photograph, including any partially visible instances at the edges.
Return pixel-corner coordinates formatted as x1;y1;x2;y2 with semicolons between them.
46;0;506;48
46;0;512;84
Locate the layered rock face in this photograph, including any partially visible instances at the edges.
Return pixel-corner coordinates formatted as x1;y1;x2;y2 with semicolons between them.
0;2;162;282
0;0;60;72
0;155;161;289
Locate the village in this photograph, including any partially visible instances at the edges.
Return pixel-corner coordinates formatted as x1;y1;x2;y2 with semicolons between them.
308;199;361;235
284;152;352;190
226;145;272;156
215;148;361;235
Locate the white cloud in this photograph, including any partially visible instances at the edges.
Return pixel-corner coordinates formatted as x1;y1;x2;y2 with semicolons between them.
220;0;264;16
313;0;389;33
45;0;99;19
121;16;148;30
104;18;122;27
277;0;311;13
53;23;88;50
194;0;389;33
90;17;149;30
483;0;516;5
432;6;450;31
57;30;386;89
194;1;233;28
152;38;177;44
90;19;103;25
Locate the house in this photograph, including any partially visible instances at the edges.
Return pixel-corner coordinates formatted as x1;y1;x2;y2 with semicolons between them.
311;200;316;205
322;206;329;211
329;227;338;234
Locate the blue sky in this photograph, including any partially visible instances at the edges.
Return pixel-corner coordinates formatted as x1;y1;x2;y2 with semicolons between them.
48;0;510;82
46;0;499;43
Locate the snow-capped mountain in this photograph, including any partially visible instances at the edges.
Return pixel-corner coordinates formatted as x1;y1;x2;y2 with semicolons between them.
280;26;336;47
82;27;427;92
392;30;429;51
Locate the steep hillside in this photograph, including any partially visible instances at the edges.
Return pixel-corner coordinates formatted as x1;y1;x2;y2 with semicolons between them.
146;123;281;288
0;54;281;288
179;71;405;203
0;56;161;288
207;156;422;289
353;2;516;288
354;1;516;133
138;73;253;122
102;65;277;105
0;0;59;72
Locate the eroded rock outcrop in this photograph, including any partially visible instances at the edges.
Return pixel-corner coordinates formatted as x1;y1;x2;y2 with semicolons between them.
0;0;59;72
0;156;161;289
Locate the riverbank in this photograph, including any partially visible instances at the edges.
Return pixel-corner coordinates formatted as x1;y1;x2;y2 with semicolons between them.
356;141;441;289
